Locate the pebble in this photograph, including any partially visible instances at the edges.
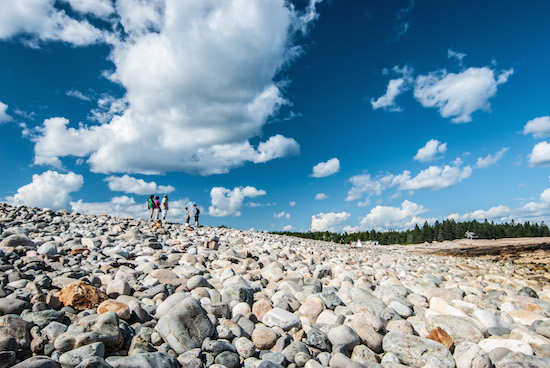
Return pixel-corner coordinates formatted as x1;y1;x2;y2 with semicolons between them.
0;202;549;367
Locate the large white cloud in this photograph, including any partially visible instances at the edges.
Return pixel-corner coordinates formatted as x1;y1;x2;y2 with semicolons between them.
523;116;550;139
311;158;340;178
453;205;511;222
311;211;350;232
528;141;550;166
413;139;447;162
7;170;83;209
209;186;266;217
0;101;12;123
0;0;104;46
360;200;431;231
104;175;175;195
347;160;471;202
414;67;513;123
315;193;328;200
31;0;316;175
476;147;509;168
371;78;407;112
62;0;115;18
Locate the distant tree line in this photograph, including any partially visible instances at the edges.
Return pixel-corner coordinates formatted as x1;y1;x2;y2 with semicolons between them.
272;219;550;245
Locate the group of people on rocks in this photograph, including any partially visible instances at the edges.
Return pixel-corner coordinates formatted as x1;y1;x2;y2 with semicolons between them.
147;195;200;227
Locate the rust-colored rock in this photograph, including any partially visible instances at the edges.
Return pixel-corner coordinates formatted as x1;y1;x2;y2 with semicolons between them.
59;281;108;311
427;326;454;352
71;248;87;256
252;299;273;321
526;303;543;312
98;300;131;321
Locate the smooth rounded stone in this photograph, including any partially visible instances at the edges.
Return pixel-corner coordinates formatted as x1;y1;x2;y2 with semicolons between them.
453;341;492;368
236;315;256;337
155;293;188;319
315;310;338;325
0;315;33;349
305;328;330;350
234;336;255;359
187;276;211;290
11;356;62;368
59;281;108;311
344;314;384;353
407;293;429;308
202;338;237;356
0;234;35;248
21;310;65;329
261;352;286;366
314;290;343;310
496;351;550;368
257;361;284;368
329;352;380;368
510;327;550;348
427;315;484;344
382;332;455;368
472;309;500;329
106;352;180;368
0;351;16;368
489;327;512;337
54;312;123;354
0;336;18;352
489;348;513;364
97;300;130;321
233;302;252;317
298;298;325;323
351;344;379;364
214;351;240;368
327;324;360;351
252;300;273;321
422;287;465;302
37;242;58;255
282;341;310;364
74;356;113;368
536;320;550;339
263;308;301;331
386;320;415;335
478;338;534;355
155;297;214;354
533;344;550;359
519;287;539;299
0;297;31;315
59;342;105;368
380;352;401;365
42;321;68;341
507;310;548;326
105;280;131;299
350;287;386;314
387;301;412;318
252;327;279;350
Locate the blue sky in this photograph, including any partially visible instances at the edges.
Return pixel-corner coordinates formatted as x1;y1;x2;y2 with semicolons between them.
2;0;550;233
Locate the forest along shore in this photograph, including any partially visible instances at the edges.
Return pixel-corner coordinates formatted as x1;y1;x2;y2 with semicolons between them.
0;202;550;367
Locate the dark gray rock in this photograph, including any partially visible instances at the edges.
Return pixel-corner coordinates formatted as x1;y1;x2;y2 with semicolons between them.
0;297;31;315
107;352;180;368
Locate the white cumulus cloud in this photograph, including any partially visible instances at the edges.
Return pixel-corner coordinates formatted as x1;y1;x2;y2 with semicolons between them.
315;193;328;200
414;67;513;123
414;139;447;162
360;200;431;231
311;212;350;232
454;205;511;222
289;201;296;207
371;78;407;112
274;211;290;219
62;0;115;18
7;170;83;209
311;158;340;178
528;141;550;166
523;116;550;139
399;162;472;191
0;101;12;123
104;175;175;195
282;225;295;231
476;147;509;168
209;186;266;217
0;0;104;46
31;0;316;175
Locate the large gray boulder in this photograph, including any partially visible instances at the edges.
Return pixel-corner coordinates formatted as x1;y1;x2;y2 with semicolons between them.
155;297;214;354
382;332;455;368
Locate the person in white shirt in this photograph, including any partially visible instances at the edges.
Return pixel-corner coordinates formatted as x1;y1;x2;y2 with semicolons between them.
161;195;169;224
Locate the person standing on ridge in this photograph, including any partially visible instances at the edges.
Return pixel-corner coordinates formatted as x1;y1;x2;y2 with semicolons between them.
154;196;161;221
185;207;190;225
194;204;200;227
147;195;155;221
161;194;169;224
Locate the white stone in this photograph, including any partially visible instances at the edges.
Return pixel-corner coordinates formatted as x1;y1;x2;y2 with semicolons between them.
478;338;534;355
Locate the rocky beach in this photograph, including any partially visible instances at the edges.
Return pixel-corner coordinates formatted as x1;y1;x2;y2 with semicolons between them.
0;202;549;368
